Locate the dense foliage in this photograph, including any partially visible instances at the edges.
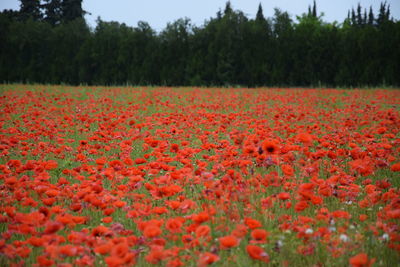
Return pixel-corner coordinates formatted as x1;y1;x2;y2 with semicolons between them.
0;1;399;87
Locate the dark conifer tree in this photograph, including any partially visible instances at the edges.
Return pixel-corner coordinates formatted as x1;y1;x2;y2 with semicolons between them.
386;4;391;21
312;0;317;18
216;9;222;20
43;0;62;25
368;6;374;25
19;0;42;21
356;3;363;26
363;8;367;25
377;2;387;25
351;8;357;25
61;0;84;22
256;3;265;21
224;1;233;15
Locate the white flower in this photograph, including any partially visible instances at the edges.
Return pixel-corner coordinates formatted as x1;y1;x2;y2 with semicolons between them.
305;228;314;234
382;233;389;241
339;234;349;242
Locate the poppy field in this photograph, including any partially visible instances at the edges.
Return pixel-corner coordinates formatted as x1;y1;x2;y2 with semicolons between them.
0;85;400;267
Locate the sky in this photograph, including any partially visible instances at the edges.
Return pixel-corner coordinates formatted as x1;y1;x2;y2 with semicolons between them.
1;0;400;31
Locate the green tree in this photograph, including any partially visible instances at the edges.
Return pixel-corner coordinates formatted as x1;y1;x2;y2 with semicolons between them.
90;19;128;84
312;0;317;18
159;18;191;85
43;0;62;25
224;1;233;15
241;3;272;86
356;3;363;26
368;6;375;25
377;2;389;26
271;8;293;85
47;19;90;84
61;0;84;22
256;3;265;22
131;21;160;85
0;11;18;82
19;0;42;21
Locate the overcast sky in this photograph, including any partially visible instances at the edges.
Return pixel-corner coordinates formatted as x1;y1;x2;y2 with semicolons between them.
1;0;399;31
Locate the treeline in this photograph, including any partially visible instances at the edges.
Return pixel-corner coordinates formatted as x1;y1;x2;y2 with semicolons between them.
0;0;399;87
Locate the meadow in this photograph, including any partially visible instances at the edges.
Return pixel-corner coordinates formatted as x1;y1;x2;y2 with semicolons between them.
0;85;399;267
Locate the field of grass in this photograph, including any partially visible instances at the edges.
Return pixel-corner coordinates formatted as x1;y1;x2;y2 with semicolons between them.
0;85;399;267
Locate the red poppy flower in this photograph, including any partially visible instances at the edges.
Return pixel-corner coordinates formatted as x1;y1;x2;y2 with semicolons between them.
294;201;309;212
349;253;375;267
244;218;262;229
143;225;162;238
391;163;400;172
246;245;269;263
261;139;279;154
277;192;290;200
198;252;219;267
195;225;211;238
166;218;184;233
281;164;294;176
219;235;239;249
251;229;269;243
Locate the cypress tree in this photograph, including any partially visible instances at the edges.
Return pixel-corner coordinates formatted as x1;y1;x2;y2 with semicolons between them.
368;6;374;25
377;2;386;25
356;3;363;26
363;8;367;25
256;3;265;21
351;8;356;26
385;4;390;21
312;0;317;18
